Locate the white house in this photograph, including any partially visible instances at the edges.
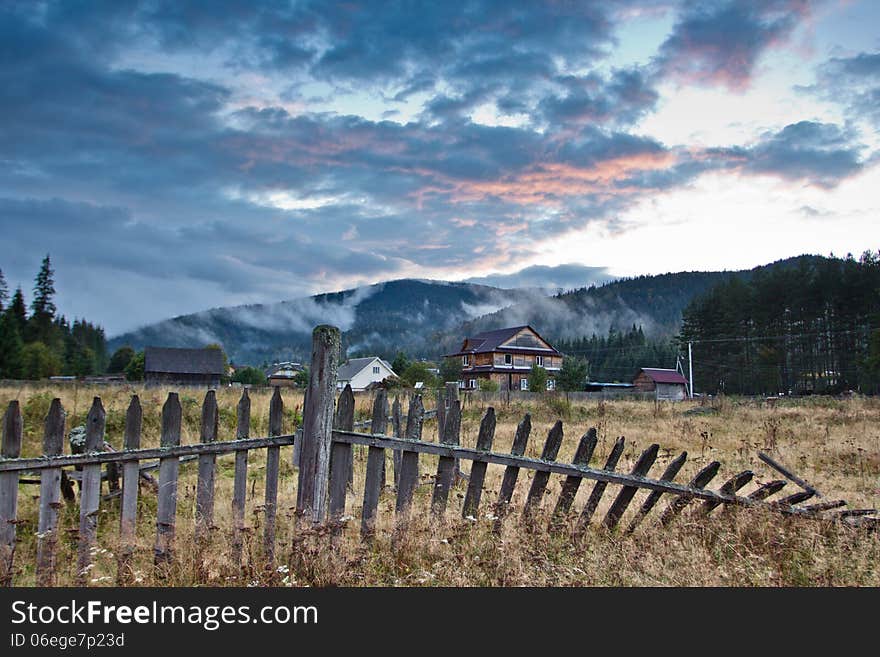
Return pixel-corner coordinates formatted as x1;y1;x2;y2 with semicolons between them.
336;357;397;391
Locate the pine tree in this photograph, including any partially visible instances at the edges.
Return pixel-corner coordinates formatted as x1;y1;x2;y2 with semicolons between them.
8;287;27;337
32;254;56;318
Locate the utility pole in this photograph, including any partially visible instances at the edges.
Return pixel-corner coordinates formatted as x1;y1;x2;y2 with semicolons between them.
688;341;694;399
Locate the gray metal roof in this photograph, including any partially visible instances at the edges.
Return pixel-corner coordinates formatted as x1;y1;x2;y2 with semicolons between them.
337;357;395;381
144;347;225;375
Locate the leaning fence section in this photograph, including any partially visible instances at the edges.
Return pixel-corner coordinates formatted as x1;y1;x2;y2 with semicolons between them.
1;324;877;587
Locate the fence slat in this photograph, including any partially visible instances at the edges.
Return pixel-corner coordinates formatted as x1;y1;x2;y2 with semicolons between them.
802;499;847;513
523;421;564;518
0;401;22;587
117;396;141;585
659;460;721;526
757;452;822;498
701;470;754;514
77;397;106;585
576;436;626;530
461;408;496;519
626;451;688;533
603;443;660;529
373;390;389;489
493;414;531;531
195;390;219;581
154;393;182;567
747;480;786;501
774;490;816;507
361;390;388;540
431;400;461;517
444;383;464;483
394;395;423;528
391;395;402;489
196;390;219;542
34;399;65;586
297;325;340;525
329;385;355;534
550;428;598;529
231;389;250;567
264;387;283;565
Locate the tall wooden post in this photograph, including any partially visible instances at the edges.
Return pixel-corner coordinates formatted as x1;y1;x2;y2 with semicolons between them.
297;325;340;525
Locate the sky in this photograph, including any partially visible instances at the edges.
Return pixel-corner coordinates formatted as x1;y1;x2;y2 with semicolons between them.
1;0;879;336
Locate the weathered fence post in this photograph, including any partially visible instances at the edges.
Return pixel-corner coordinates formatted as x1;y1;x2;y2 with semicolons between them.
701;470;753;515
493;413;531;532
523;421;564;519
117;395;142;585
195;390;219;580
0;401;22;587
264;387;283;565
361;389;388;540
77;397;105;585
297;325;340;525
444;382;464;483
431;400;461;517
231;389;250;567
154;393;182;568
576;436;626;531
659;460;721;526
549;428;598;530
394;394;423;534
391;395;402;488
603;443;660;529
626;451;688;533
462;408;495;519
34;399;65;586
329;384;355;535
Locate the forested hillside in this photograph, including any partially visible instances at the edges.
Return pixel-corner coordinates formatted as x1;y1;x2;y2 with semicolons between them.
680;252;880;395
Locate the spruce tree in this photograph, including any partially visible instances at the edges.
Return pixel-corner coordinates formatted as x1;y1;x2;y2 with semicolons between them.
32;254;57;317
8;287;27;338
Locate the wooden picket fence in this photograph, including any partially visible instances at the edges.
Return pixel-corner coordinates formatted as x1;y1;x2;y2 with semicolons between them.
0;325;877;587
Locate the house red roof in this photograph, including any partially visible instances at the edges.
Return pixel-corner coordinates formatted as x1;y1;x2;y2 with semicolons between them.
638;368;688;385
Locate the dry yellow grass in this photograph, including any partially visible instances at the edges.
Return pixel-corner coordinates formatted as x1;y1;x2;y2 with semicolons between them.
2;383;879;586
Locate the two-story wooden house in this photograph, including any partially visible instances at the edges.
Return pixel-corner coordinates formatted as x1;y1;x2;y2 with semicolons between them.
446;325;563;391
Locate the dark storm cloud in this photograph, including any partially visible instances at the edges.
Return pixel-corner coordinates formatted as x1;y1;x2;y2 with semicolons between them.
655;0;818;90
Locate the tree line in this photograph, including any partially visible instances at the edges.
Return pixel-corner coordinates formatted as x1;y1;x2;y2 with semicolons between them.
555;325;679;384
679;251;880;395
0;256;108;380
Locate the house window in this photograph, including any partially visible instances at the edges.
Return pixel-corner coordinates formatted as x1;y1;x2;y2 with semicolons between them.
520;378;529;391
469;378;477;389
536;355;544;366
546;379;555;391
372;366;380;374
462;355;470;366
504;354;512;365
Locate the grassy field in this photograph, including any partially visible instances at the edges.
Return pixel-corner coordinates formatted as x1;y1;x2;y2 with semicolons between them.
2;382;879;586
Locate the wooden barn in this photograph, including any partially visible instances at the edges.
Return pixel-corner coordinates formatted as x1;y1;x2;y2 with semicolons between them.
633;367;688;400
144;347;224;388
446;325;562;391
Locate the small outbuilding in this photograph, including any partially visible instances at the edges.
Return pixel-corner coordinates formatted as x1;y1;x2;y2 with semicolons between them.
144;347;225;388
633;368;688;401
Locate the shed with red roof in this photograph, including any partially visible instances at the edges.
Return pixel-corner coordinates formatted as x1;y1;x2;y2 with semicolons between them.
633;368;688;400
